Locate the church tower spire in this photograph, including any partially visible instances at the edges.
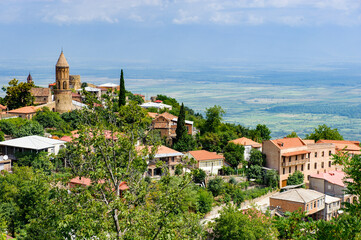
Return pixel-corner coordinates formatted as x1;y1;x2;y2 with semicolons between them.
54;51;72;113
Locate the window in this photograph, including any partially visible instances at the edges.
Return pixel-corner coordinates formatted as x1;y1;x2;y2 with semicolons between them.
310;203;313;209
171;166;174;170
289;157;291;162
314;163;317;169
317;200;320;207
283;168;285;174
301;165;303;171
328;185;331;190
329;161;331;167
289;167;291;174
314;201;316;208
295;166;298;171
321;162;324;168
315;152;317;157
283;156;286;163
301;154;304;159
308;153;310;158
306;204;309;211
172;157;175;162
296;155;298;160
322;151;324;157
329;151;332;156
308;164;310;170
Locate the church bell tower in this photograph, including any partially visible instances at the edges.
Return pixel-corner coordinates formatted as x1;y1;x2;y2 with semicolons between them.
54;51;72;113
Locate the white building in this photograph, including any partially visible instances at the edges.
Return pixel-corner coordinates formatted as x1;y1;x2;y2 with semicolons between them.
0;135;66;160
186;150;228;175
140;102;172;110
229;137;262;161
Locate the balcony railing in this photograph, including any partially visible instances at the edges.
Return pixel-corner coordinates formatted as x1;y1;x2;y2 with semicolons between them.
282;158;308;167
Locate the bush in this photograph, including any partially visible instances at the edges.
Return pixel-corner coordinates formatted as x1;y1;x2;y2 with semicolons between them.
207;177;224;197
222;166;235;176
231;188;244;207
243;187;272;200
228;177;237;185
287;171;304;186
192;169;206;184
196;189;213;214
264;170;279;188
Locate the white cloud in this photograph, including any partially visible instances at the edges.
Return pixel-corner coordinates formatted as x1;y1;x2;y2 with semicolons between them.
0;0;360;26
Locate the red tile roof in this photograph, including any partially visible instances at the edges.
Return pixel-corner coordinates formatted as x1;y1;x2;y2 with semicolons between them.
188;150;224;161
310;171;347;187
282;150;310;157
230;137;261;148
8;106;38;114
69;177;129;190
271;137;306;149
0;104;6;110
317;139;361;153
30;87;50;97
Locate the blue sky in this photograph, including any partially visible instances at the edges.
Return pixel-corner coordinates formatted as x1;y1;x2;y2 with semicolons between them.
1;0;361;67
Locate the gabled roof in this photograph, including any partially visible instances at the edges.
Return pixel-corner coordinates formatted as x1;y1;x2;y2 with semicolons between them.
56;51;69;67
188;150;224;161
230;137;261;148
8;106;38;114
271;137;306;149
0;135;66;150
317;139;361;152
270;189;324;203
310;171;347;187
137;145;183;158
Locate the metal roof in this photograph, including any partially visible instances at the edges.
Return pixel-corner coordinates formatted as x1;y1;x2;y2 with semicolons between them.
270;189;324;203
0;135;66;150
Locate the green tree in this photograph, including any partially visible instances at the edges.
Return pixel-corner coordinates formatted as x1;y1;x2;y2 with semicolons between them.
248;149;265;167
14;120;44;138
223;142;245;169
207;177;224;197
333;152;361;216
16;151;53;174
33;107;68;129
286;131;298;138
196;188;213;214
0;78;35;110
264;169;279;188
255;124;272;141
287;170;304;186
0;131;4;142
305;124;343;142
118;69;126;107
212;205;278;240
192;168;206;184
175;103;187;143
273;209;314;239
198;132;222;152
203;105;225;133
315;214;361;239
61;110;82;130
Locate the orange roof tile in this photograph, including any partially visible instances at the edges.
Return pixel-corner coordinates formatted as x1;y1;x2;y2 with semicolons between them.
271;137;306;149
317;139;361;152
282;150;310;157
230;137;261;148
0;104;6;110
148;112;158;118
188;150;224;161
302;139;315;144
69;177;129;190
8;106;38;114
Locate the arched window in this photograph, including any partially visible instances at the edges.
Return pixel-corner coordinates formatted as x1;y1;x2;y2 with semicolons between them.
63;81;67;89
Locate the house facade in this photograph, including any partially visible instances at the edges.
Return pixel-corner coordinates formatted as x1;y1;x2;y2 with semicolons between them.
30;87;52;105
323;195;341;221
262;137;339;187
269;188;325;219
0;135;66;160
309;171;358;204
186;150;226;175
229;137;262;161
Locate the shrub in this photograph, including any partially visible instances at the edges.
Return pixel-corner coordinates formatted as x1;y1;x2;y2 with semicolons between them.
207;177;224;197
192;169;206;184
222;166;235;176
287;171;304;186
231;189;244;207
196;189;213;214
228;177;237;185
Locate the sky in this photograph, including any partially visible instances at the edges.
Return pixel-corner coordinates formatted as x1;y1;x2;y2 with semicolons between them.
1;0;361;68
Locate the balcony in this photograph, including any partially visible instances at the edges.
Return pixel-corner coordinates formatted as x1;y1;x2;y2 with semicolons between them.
282;158;308;167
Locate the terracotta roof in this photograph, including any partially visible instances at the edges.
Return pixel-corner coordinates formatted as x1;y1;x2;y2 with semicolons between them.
310;171;347;187
69;177;129;190
60;130;117;142
188;150;224;161
0;104;6;110
30;87;50;97
148;112;158;118
317;139;361;152
270;189;324;203
230;137;261;148
271;137;306;149
49;83;56;86
137;145;183;158
282;150;310;157
134;93;145;97
56;51;69;67
148;112;178;121
154;100;163;103
8;106;38;114
302;139;315;144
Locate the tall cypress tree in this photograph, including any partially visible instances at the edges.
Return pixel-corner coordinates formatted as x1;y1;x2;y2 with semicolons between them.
118;69;126;107
175;103;187;143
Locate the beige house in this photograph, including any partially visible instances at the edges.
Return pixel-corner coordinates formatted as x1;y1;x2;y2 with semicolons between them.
262;137;340;187
317;139;361;156
186;150;227;175
323;195;341;221
270;188;325;220
8;106;38;119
